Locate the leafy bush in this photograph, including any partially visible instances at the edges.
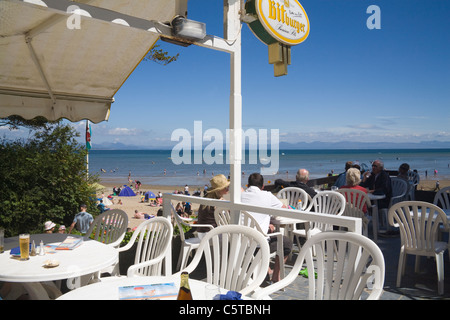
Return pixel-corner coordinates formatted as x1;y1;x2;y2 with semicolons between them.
0;124;99;237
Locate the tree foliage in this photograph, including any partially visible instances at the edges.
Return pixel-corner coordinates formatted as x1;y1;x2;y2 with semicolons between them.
144;44;179;66
0;124;99;237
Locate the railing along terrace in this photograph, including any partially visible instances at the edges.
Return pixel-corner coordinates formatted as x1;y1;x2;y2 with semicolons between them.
161;192;362;275
162;193;362;234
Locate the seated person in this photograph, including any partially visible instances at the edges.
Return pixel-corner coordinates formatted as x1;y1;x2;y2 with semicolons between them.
97;200;110;213
197;174;230;238
340;168;369;213
241;172;292;283
397;163;410;181
175;202;188;217
275;168;317;199
183;202;192;215
333;161;353;188
360;159;392;209
44;221;56;234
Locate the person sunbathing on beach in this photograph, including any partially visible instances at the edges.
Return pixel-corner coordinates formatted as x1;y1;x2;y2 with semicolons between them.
134;210;154;219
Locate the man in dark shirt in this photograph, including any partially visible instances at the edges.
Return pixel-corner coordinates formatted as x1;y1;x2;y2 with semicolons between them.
360;159;392;209
275;168;317;199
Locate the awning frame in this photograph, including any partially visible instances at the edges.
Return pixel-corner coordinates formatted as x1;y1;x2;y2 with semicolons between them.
2;0;244;218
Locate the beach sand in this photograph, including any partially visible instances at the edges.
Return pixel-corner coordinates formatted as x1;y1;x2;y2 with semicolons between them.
99;178;450;230
100;183;205;230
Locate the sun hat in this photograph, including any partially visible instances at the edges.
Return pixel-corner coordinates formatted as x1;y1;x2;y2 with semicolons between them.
44;221;56;231
207;174;230;193
59;225;66;231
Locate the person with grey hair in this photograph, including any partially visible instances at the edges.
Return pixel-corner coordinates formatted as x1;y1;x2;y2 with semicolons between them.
275;168;317;199
345;167;364;187
360;159;392;209
340;168;369;213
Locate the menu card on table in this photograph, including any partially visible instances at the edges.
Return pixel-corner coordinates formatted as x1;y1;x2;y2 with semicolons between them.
118;283;178;300
56;236;83;250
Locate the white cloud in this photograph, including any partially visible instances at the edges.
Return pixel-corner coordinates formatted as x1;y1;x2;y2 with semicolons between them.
107;128;140;136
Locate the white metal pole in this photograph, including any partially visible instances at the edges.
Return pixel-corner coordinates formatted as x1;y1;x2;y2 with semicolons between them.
225;0;242;224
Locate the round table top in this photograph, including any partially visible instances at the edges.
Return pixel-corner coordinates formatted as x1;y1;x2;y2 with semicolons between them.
0;234;118;283
57;275;229;300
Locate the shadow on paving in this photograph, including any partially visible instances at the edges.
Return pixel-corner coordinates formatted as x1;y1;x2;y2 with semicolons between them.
272;230;450;300
173;228;450;300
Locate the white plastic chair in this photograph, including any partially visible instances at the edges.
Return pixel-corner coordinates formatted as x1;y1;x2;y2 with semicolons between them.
115;217;173;277
276;187;313;251
85;209;128;248
214;207;231;226
214;209;286;281
338;189;374;239
390;177;409;206
388;201;449;295
179;225;271;296
433;185;450;210
433;186;450;245
81;209;128;281
293;191;346;242
407;170;420;200
252;231;385;300
172;204;213;271
276;187;313;210
380;178;408;229
240;211;286;281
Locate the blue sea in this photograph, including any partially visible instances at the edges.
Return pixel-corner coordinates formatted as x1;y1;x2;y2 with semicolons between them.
88;149;450;187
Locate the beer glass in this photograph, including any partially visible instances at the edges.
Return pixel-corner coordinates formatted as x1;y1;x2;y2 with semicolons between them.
0;228;4;253
19;234;30;260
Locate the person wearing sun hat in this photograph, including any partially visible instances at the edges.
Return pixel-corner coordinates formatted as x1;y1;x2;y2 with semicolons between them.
44;221;56;233
196;174;230;238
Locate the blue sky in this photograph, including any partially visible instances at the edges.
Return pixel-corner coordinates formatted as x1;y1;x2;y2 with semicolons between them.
4;0;450;148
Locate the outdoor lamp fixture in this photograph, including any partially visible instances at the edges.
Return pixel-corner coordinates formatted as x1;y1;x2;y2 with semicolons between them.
161;16;206;47
172;16;206;41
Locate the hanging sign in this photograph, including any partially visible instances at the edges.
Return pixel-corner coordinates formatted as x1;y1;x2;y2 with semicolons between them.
246;0;310;46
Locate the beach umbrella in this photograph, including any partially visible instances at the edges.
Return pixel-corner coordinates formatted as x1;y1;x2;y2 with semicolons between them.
91;183;106;191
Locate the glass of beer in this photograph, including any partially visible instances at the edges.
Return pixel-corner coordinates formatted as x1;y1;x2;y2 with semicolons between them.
0;228;4;253
19;234;30;260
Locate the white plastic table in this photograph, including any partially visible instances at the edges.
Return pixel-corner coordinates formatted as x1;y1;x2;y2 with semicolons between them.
0;234;118;299
368;193;385;241
57;275;232;300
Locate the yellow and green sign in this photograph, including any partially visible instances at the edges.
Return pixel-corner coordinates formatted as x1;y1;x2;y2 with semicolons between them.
246;0;310;46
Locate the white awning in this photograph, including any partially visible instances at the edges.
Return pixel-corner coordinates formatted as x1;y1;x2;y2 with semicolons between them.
0;0;180;123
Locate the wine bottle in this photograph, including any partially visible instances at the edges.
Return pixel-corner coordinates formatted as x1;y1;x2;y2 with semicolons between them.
177;271;193;300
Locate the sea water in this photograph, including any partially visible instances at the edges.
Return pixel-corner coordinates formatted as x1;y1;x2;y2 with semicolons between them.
88;149;450;187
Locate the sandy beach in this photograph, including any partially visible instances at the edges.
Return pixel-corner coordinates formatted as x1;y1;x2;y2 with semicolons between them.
100;183;205;230
98;178;450;231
